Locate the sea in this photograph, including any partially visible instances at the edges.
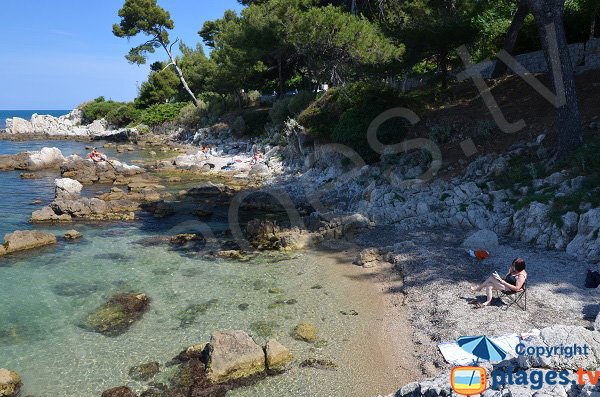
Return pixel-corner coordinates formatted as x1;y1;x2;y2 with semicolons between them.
0;110;70;129
0;139;393;396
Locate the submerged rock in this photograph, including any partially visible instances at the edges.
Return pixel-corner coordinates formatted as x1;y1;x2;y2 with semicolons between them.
129;362;160;381
101;386;136;397
0;230;57;257
353;248;382;268
83;293;150;337
0;368;21;397
291;323;319;343
265;339;293;370
299;358;338;370
207;330;266;383
64;229;82;240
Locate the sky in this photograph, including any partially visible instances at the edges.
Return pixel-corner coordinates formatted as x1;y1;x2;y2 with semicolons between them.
0;0;244;110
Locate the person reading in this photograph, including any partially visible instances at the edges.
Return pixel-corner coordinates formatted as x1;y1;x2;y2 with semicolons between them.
471;258;527;308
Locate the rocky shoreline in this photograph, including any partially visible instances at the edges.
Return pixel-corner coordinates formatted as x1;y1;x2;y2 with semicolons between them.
1;110;599;396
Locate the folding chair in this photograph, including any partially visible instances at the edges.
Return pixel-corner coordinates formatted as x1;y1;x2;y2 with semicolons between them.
495;279;527;311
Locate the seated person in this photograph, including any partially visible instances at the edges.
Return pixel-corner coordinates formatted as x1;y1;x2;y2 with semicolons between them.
471;258;527;308
88;148;107;162
250;150;264;166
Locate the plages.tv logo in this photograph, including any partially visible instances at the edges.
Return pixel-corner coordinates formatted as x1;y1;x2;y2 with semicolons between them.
451;366;487;395
450;335;508;395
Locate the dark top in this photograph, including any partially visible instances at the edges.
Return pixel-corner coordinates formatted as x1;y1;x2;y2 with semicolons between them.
504;272;526;288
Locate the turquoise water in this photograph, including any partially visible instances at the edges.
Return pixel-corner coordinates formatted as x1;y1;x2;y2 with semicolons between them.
0;140;393;396
0;110;70;129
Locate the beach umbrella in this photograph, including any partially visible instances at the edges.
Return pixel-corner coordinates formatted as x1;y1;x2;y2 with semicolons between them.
457;335;507;362
458;335;507;386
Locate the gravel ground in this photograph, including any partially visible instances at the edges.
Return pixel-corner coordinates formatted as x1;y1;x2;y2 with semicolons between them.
347;225;600;377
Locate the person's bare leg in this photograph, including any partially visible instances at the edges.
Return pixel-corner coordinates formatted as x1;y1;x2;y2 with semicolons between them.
481;285;494;306
471;276;496;292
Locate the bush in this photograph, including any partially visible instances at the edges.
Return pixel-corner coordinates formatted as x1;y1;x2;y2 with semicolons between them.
288;91;315;116
332;97;409;164
176;102;208;128
242;110;269;136
140;103;187;126
269;97;293;125
246;90;261;107
427;122;454;144
105;103;141;128
231;116;246;137
80;97;123;123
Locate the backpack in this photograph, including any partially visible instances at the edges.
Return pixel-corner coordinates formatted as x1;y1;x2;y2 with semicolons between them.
585;269;600;288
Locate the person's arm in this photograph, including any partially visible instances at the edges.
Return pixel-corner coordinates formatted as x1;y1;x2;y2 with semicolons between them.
494;273;524;292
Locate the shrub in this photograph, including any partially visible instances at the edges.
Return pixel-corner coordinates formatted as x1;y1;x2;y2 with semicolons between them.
80;97;123;123
269;97;293;125
242;110;269;136
288;91;315;116
231;116;246;137
246;90;261;107
140;102;187;126
427;122;454;144
331;96;409;164
176;102;208;128
105;103;141;128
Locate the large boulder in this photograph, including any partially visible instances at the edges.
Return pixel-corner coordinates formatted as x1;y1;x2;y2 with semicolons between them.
26;147;64;170
0;369;21;397
595;312;600;332
207;330;266;383
0;230;57;256
0;152;29;171
265;339;293;370
55;178;82;200
82;293;150;337
462;229;499;249
31;206;72;223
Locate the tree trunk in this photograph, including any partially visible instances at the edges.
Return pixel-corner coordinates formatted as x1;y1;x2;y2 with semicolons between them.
351;0;358;15
591;4;599;40
162;43;199;107
526;0;582;158
491;0;529;78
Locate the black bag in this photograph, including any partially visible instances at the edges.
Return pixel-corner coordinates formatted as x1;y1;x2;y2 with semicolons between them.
585;269;600;288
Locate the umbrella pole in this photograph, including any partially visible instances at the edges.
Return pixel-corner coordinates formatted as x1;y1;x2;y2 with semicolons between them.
468;358;479;386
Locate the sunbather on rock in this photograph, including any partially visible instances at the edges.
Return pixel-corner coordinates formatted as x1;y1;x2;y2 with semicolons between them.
471;258;527;308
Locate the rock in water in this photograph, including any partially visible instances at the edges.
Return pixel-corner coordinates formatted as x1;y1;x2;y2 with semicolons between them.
265;339;293;370
353;248;381;268
207;330;266;383
128;362;160;381
27;147;64;170
83;293;150;337
291;323;318;343
462;229;499;249
55;178;83;200
0;369;21;397
64;230;82;240
0;230;57;256
100;386;136;397
31;206;72;223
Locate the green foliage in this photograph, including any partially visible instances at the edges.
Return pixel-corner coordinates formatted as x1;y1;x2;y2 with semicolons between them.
80;97;123;123
246;90;261;107
493;154;540;191
242;110;269;135
105;103;141;127
426;122;454;144
269;97;293;125
288;91;315;116
139;102;187;125
232;116;246;136
113;0;175;65
176;102;208;128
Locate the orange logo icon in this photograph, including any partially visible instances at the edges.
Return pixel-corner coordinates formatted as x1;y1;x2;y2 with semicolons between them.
451;366;487;395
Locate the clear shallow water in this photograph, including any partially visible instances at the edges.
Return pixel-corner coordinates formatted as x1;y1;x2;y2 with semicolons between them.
0;110;70;129
0;140;394;396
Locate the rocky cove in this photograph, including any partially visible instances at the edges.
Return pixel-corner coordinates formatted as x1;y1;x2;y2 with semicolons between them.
0;110;599;397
